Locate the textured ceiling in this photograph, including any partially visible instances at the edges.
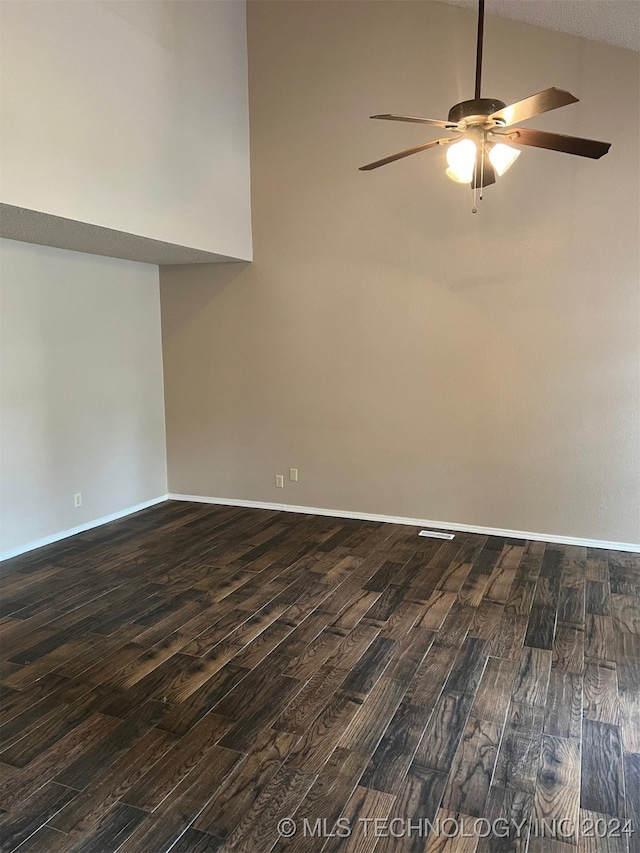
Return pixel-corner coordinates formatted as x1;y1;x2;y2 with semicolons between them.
439;0;640;52
0;205;244;266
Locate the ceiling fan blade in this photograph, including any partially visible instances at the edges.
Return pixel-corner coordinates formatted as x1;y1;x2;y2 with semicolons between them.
493;127;611;159
489;87;579;127
359;137;451;171
371;114;459;129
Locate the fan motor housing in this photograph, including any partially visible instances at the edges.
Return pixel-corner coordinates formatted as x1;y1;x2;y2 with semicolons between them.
448;98;506;126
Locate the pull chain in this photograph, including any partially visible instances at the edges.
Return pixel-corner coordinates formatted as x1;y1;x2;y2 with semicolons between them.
472;131;487;213
472;148;478;213
480;131;486;202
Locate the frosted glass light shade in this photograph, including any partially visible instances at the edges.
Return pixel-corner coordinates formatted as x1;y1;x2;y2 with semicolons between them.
445;138;477;183
488;142;520;176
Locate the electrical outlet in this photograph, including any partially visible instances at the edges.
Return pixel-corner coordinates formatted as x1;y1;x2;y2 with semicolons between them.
74;492;82;508
289;468;298;482
275;474;284;488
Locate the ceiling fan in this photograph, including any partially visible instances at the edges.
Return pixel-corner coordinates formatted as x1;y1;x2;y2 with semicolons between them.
360;0;611;209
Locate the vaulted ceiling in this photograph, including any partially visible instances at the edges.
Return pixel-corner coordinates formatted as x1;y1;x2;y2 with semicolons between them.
439;0;639;52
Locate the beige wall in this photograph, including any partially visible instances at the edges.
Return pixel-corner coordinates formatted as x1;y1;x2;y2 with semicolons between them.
0;0;252;261
0;239;167;556
161;1;640;545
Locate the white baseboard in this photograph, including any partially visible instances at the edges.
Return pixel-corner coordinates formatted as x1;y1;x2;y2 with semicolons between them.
168;493;640;554
4;492;637;562
0;496;168;562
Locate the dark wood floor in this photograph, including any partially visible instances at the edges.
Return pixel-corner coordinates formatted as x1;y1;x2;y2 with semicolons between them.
1;502;639;853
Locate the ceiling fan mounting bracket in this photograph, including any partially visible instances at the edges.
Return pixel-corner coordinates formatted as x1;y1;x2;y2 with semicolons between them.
447;98;506;127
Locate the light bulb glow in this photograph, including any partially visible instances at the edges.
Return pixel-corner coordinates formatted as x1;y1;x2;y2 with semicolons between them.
445;138;477;183
488;142;520;176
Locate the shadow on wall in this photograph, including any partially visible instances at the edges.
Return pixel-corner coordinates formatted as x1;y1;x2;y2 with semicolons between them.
159;262;251;338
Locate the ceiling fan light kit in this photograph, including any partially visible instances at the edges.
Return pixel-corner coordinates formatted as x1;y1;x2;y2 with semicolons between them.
360;0;611;211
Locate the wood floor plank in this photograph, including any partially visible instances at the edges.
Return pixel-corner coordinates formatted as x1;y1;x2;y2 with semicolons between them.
528;837;576;852
363;584;407;624
0;781;76;852
6;825;71;853
315;623;380;677
415;590;457;631
413;691;474;773
533;735;581;845
273;664;347;736
122;714;233;812
583;662;619;725
360;701;430;794
404;643;458;710
423;808;479;852
433;605;474;648
624;751;640;853
471;656;517;725
439;716;501;818
544;669;583;739
0;695;67;753
443;638;487;697
363;560;406;593
0;712;121;812
169;828;224;852
457;572;491;610
280;626;347;681
337;676;407;757
117;746;245;853
212;661;299;723
322;785;396;853
476;786;532;853
156;663;247;737
285;689;363;773
53;699;168;791
487;613;528;661
0;502;637;853
0;692;114;769
339;636;396;697
615;632;640;753
49;728;177;834
109;634;205;689
375;764;448;853
585;614;616;663
63;802;147;853
578;809;630;853
586;581;611;616
611;595;640;634
557;585;585;627
378;601;424;641
194;728;298;838
494;702;544;794
553;624;585;674
333;590;381;630
231;616;298;668
511;647;552;708
580;720;624;818
272;747;368;853
383;626;434;683
220;764;316;853
524;605;558;652
467;602;503;640
217;673;303;752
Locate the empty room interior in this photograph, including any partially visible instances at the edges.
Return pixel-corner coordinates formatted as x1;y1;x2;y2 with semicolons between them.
1;0;640;851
